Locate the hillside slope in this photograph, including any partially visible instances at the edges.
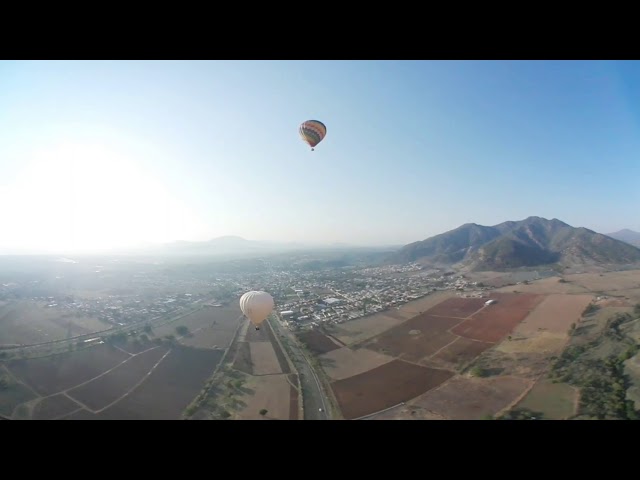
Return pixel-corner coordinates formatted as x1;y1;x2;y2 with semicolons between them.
393;217;640;271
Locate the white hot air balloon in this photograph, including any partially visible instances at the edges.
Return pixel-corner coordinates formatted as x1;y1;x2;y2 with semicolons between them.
239;291;274;331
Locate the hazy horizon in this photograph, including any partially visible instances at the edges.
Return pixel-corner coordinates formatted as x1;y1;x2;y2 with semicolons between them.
2;60;640;254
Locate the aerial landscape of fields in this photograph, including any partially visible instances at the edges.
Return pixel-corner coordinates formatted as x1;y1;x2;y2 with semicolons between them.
183;316;300;420
5;60;640;422
291;268;640;420
0;303;243;419
2;258;640;421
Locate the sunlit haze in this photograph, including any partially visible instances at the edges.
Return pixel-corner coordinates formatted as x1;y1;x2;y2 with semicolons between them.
1;60;640;253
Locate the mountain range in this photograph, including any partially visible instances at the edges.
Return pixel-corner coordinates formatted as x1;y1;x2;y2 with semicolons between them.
391;216;640;271
606;229;640;248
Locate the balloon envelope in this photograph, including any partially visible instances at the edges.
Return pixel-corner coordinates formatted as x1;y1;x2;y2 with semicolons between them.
299;120;327;149
239;291;275;327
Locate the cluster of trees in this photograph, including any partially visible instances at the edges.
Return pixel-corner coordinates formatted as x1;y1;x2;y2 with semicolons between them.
583;303;599;316
578;353;638;420
548;311;639;420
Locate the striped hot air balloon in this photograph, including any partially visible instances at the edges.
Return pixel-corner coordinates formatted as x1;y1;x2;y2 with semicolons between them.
299;120;326;151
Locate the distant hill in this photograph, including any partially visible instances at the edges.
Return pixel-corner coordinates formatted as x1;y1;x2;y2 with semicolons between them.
392;216;640;271
606;229;640;248
109;236;398;258
109;236;307;257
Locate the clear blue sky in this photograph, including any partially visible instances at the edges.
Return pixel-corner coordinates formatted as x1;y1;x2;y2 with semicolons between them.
1;60;639;252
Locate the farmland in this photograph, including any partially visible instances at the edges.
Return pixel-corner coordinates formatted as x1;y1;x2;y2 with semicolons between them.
67;345;170;411
0;300;109;345
365;404;447;420
429;337;493;370
318;288;457;347
1;328;227;419
565;271;640;293
327;313;403;345
495;277;591;295
2;256;639;421
229;319;298;420
188;317;300;420
296;271;640;420
0;365;37;417
362;315;461;362
425;297;487;318
536;311;640;420
249;342;282;375
497;295;640;420
150;304;242;350
393;290;457;317
331;360;454;419
8;344;130;396
309;292;547;419
88;346;222;420
410;375;532;420
233;374;293;420
517;294;593;335
466;269;557;288
297;330;342;355
491;294;594;361
494;270;640;300
451;293;544;343
513;380;577;419
319;347;394;381
32;394;81;420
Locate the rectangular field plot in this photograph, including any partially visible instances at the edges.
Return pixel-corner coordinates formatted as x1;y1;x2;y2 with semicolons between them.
566;271;640;292
67;345;170;411
152;305;242;349
495;331;567;355
0;366;38;417
394;291;457;317
362;314;461;362
515;380;577;419
297;330;342;355
452;293;544;343
328;313;403;345
179;327;235;350
411;375;531;419
485;292;545;309
235;374;292;420
116;339;156;354
32;394;81;420
249;342;282;376
266;325;291;374
92;346;223;419
331;359;454;419
7;344;130;396
61;409;98;420
517;294;593;335
424;297;488;318
233;342;253;375
319;347;395;381
0;301;110;345
429;337;494;369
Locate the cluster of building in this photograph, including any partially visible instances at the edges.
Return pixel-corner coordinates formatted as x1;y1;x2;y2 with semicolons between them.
13;292;205;327
271;267;489;330
1;259;493;334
